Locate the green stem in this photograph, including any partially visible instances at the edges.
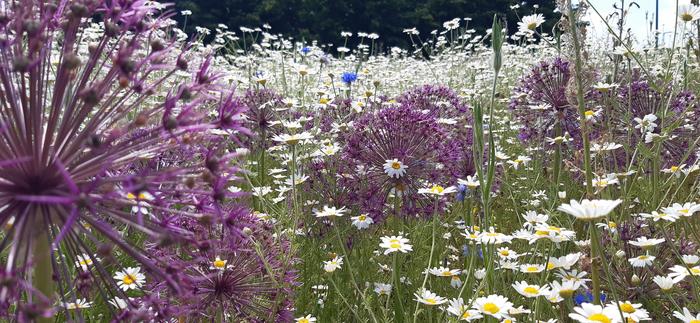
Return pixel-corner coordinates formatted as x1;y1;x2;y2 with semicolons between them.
34;227;54;323
567;0;595;197
589;222;602;304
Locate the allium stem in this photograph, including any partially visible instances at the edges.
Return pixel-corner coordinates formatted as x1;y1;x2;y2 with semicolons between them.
33;226;54;323
391;253;405;323
567;0;595;197
588;223;602;304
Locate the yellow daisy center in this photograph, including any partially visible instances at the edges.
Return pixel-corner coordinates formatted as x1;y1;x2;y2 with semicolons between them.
681;13;694;22
213;259;226;268
358;215;366;221
442;271;452;276
430;185;444;194
689;320;700;323
524;286;539;295
691;267;700;275
526;266;539;272
587;313;612;323
620;303;636;313
122;274;136;285
499;250;510;256
527;22;537;30
670;166;679;172
461;311;471;318
425;298;437;304
483;302;500;314
391;161;402;170
585;110;595;117
298;319;309;323
390;242;401;249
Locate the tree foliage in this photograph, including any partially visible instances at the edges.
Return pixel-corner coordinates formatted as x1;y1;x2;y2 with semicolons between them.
172;0;556;49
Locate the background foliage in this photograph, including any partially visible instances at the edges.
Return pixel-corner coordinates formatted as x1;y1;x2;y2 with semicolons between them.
171;0;556;49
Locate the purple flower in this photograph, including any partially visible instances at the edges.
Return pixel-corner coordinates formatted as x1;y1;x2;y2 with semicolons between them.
0;1;245;318
340;104;462;220
611;80;700;167
509;58;581;147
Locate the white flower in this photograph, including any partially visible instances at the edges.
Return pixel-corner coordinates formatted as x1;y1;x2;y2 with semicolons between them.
549;279;582;298
108;297;131;309
548;253;582;270
519;264;545;274
639;211;679;222
63;298;92;310
295;315;317;323
629;237;665;249
383;159;408;178
607;301;650;322
557;199;622;221
669;264;700;282
114;267;146;291
414;288;447;305
674;307;700;323
569;303;622;323
661;202;700;217
180;10;192;16
446;298;483;321
314;205;347;218
351;214;374;229
429;266;461;277
518;14;545;33
512;281;550;298
271;132;314;145
210;256;231;271
628;254;655;268
74;254;99;271
418;184;456;195
374;283;392;295
379;235;413;254
679;4;700;22
591;142;622;152
458;175;480;189
323;256;343;273
522;211;548;227
634;114;657;133
472;294;513;319
507;155;531;169
652;275;675;291
682;254;700;265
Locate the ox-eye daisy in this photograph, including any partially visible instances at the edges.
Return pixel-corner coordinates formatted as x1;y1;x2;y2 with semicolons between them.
114;267;146;291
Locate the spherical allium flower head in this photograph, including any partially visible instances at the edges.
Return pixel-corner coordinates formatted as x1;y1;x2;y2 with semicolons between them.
147;209;297;322
242;88;288;150
607;80;700;167
0;1;246;318
510;58;582;147
341;104;462;220
396;85;475;176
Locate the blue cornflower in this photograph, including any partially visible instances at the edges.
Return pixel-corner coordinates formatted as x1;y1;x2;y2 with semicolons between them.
300;46;311;55
574;290;606;305
456;184;468;202
341;72;358;84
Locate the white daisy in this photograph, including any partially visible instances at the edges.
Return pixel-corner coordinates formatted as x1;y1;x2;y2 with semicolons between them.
113;267;146;291
383;159;408;178
557;199;622;221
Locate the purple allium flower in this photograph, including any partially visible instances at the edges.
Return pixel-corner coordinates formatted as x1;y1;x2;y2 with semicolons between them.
509;58;581;147
146;209;297;322
397;85;475;176
611;80;700;167
241;88;294;152
340;104;462;220
0;1;246;318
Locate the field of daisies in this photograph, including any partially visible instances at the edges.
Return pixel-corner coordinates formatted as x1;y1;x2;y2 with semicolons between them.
2;0;700;322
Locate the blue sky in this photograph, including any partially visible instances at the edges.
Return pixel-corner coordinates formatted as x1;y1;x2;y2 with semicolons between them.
584;0;691;46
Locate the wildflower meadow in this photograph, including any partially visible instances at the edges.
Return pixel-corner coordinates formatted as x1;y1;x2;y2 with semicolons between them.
1;0;700;322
